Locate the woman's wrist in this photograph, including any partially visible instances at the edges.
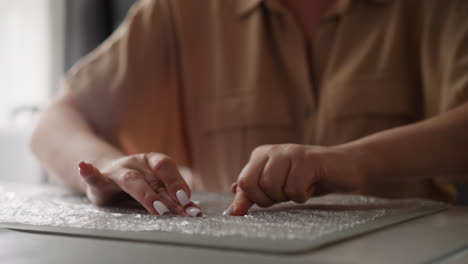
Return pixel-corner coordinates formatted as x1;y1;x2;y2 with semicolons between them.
331;140;382;189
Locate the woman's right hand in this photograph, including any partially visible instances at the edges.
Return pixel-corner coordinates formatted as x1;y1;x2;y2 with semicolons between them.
77;153;202;217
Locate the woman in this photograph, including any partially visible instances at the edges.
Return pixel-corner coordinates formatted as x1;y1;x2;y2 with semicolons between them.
31;0;468;216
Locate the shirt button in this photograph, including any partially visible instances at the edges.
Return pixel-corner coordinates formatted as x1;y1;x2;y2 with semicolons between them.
304;106;311;120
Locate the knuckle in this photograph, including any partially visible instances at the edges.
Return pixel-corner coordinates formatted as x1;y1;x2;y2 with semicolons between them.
153;156;175;173
251;148;261;158
284;144;301;155
119;155;141;167
267;144;280;152
127;155;141;164
146;152;161;159
119;170;143;186
136;153;147;159
237;179;248;191
274;152;290;163
238;178;254;193
259;176;276;191
148;180;166;194
252;145;270;156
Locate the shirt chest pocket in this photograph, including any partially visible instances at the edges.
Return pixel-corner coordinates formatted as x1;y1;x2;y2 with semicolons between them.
200;92;299;160
201;93;294;132
318;76;420;144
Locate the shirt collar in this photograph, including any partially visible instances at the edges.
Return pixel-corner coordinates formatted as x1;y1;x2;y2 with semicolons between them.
235;0;392;19
235;0;263;17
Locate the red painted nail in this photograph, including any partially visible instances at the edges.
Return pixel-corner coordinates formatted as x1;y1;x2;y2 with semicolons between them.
231;183;238;194
78;161;87;169
78;161;93;175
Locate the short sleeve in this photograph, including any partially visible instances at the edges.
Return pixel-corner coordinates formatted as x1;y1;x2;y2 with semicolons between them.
422;0;468;115
61;0;190;165
440;1;468;111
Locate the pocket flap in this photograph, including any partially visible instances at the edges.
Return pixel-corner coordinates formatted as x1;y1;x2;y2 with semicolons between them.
325;77;418;118
201;93;293;132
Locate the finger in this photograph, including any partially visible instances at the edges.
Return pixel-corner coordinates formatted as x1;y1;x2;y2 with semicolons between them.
237;155;274;207
231;182;238;194
258;155;290;203
146;154;192;206
184;201;203;217
154;185;193;216
283;160;312;203
224;187;254;216
158;187;202;217
78;161;123;205
112;168;187;216
146;179;191;216
146;155;202;216
78;161;114;187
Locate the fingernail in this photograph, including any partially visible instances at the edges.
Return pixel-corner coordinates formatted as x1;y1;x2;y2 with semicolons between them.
153;201;169;215
186;207;201;217
78;161;90;170
223;206;234;216
176;189;190;206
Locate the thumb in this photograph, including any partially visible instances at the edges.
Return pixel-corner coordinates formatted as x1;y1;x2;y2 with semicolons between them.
78;161;112;187
223;186;254;216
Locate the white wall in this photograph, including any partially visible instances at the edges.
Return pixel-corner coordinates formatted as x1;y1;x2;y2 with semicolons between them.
0;0;64;183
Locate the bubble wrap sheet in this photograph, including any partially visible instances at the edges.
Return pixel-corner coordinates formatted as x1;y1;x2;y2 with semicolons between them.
0;183;447;253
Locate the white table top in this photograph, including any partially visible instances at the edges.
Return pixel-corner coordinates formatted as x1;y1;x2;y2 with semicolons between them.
1;206;467;264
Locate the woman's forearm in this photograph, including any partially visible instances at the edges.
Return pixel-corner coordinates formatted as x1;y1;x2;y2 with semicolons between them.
30;97;124;192
341;103;468;182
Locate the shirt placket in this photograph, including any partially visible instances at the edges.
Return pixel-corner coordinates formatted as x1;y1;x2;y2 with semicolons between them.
265;3;317;145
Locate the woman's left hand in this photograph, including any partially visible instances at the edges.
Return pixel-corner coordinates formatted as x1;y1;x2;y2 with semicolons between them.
224;144;366;216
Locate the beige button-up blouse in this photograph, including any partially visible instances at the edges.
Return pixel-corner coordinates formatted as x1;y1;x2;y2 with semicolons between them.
63;0;468;202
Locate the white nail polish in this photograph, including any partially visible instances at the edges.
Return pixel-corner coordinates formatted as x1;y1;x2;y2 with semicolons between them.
153;201;169;215
222;207;233;216
186;207;201;217
176;189;190;206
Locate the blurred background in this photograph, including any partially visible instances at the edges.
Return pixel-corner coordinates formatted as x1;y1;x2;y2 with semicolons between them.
0;0;467;204
0;0;135;184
